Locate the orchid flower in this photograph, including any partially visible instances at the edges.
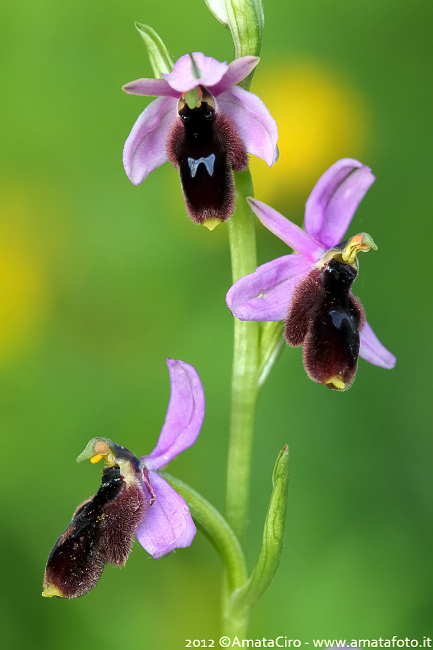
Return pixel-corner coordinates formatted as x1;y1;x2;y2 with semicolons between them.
226;158;396;389
123;52;278;228
43;358;205;598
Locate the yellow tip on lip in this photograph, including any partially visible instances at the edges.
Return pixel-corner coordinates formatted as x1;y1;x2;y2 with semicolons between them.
325;375;346;390
42;585;64;598
202;218;223;231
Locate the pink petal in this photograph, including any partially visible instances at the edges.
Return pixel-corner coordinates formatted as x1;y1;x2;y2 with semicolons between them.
122;78;179;98
226;255;313;321
248;198;326;262
217;86;278;166
142;359;205;471
209;56;260;96
359;321;396;369
136;472;196;559
163;52;228;93
123;96;177;185
304;158;376;249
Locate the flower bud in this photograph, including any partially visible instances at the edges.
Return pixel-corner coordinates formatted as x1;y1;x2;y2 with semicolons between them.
205;0;264;64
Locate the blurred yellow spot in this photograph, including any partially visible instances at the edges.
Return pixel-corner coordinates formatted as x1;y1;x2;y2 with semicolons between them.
90;453;104;464
250;60;370;213
0;238;48;364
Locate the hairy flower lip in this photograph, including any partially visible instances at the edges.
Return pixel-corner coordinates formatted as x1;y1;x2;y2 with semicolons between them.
286;259;365;390
226;158;396;373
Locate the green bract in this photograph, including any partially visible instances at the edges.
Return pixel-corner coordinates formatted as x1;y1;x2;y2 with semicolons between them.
135;23;173;78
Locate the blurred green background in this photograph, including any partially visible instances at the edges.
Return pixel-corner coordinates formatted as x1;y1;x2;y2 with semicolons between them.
1;0;432;647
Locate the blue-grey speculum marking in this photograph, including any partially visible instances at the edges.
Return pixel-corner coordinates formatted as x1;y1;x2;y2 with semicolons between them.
329;310;351;329
187;154;216;178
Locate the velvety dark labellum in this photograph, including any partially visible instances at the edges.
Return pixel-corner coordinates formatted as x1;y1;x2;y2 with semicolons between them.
166;101;248;223
44;466;146;598
286;260;365;389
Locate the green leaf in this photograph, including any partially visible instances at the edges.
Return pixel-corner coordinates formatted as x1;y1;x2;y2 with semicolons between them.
134;23;173;78
232;444;289;609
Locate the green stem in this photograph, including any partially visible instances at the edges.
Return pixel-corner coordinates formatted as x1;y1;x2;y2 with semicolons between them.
221;5;266;633
222;169;260;637
225;169;260;542
224;1;262;541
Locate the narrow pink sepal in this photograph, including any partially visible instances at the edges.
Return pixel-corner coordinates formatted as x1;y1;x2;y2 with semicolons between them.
142;359;205;471
122;96;177;185
209;56;260;96
136;472;196;559
248;198;325;262
122;78;180;98
163;52;228;92
359;321;396;369
226;255;312;321
217;86;278;166
304;158;376;249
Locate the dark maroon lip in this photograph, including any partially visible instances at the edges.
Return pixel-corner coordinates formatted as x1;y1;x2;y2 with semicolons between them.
166;102;248;224
285;259;365;390
43;464;146;599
